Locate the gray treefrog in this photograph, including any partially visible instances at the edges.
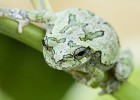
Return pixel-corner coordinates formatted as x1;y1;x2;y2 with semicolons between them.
0;8;133;94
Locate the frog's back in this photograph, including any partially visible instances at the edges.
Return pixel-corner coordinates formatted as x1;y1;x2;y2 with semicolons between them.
47;8;120;65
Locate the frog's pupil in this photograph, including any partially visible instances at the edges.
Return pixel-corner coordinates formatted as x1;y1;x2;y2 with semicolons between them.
77;51;85;56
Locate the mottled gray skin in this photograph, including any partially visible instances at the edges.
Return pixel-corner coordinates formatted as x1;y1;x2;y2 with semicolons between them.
0;8;133;94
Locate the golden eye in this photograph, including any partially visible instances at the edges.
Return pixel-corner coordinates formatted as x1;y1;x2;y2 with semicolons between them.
74;47;87;59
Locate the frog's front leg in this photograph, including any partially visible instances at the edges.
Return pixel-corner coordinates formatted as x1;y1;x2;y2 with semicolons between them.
0;8;53;33
100;50;133;94
68;67;105;88
115;50;133;81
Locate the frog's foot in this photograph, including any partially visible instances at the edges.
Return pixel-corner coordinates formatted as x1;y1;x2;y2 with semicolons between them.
99;78;122;95
17;19;29;33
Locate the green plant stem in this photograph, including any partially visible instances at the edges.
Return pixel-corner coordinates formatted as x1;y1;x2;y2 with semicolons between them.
31;0;53;12
0;18;140;100
113;81;140;100
0;18;45;52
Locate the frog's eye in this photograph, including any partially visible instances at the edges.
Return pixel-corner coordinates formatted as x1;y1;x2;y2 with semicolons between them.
42;38;48;49
42;39;47;46
74;47;87;59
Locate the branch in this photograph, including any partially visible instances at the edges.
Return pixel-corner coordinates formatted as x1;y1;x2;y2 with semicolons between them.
113;81;140;100
0;18;45;52
0;18;140;100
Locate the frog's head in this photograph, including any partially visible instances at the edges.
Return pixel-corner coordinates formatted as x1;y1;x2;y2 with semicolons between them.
42;36;93;70
42;8;120;70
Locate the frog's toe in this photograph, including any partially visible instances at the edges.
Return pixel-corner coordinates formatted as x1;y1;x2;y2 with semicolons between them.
17;19;29;33
99;78;122;95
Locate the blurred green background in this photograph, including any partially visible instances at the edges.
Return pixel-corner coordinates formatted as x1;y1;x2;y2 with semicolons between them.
0;0;140;100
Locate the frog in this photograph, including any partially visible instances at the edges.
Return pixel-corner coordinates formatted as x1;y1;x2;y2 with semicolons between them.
0;8;133;94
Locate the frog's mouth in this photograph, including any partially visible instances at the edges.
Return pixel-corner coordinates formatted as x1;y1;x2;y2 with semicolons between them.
66;69;89;76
